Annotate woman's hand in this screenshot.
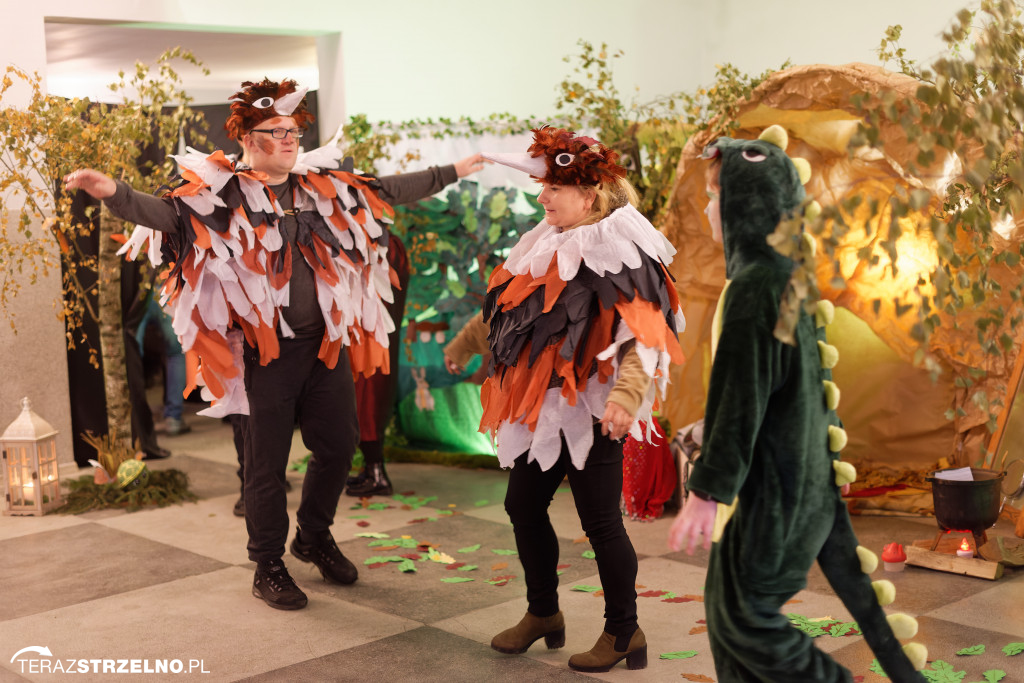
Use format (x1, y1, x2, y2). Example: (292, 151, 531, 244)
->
(667, 494, 718, 555)
(444, 354, 464, 375)
(599, 401, 633, 441)
(63, 169, 116, 199)
(453, 154, 488, 178)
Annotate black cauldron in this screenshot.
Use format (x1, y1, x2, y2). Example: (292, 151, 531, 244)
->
(927, 467, 1006, 534)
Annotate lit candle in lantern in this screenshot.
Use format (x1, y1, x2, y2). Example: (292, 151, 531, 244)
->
(956, 538, 973, 558)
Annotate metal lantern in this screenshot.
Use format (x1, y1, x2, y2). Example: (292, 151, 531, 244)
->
(2, 397, 62, 515)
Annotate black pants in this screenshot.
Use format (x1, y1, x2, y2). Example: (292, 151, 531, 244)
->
(505, 424, 638, 636)
(243, 336, 358, 563)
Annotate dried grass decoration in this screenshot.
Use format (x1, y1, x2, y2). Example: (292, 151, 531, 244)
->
(54, 429, 196, 514)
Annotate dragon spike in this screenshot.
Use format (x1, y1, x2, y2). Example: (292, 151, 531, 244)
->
(792, 157, 812, 184)
(758, 124, 789, 150)
(856, 545, 879, 574)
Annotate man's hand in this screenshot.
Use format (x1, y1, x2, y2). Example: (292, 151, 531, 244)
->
(63, 169, 116, 200)
(454, 154, 488, 178)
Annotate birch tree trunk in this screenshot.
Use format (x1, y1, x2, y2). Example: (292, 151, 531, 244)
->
(97, 204, 132, 445)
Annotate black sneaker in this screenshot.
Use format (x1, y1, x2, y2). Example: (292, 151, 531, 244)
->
(290, 528, 358, 585)
(252, 559, 307, 610)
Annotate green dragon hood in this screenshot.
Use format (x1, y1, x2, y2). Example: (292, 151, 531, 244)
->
(704, 127, 806, 278)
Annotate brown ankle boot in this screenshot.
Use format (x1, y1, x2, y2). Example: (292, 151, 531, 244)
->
(490, 611, 565, 654)
(568, 627, 647, 672)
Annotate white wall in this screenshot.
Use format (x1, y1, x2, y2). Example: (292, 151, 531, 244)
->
(7, 0, 972, 126)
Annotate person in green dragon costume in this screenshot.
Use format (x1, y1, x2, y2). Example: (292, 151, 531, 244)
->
(668, 125, 928, 682)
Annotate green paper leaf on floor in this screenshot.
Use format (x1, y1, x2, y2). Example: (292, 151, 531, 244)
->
(438, 510, 454, 516)
(957, 644, 985, 656)
(474, 500, 489, 506)
(980, 670, 1006, 682)
(397, 559, 417, 573)
(922, 660, 964, 683)
(581, 550, 596, 559)
(349, 515, 370, 519)
(428, 548, 456, 564)
(367, 503, 390, 510)
(869, 659, 888, 677)
(393, 494, 438, 510)
(572, 584, 601, 593)
(660, 651, 697, 660)
(458, 544, 481, 553)
(556, 570, 565, 576)
(1003, 643, 1024, 656)
(491, 548, 518, 556)
(355, 532, 389, 538)
(828, 622, 857, 637)
(786, 614, 829, 638)
(457, 564, 478, 572)
(441, 577, 474, 583)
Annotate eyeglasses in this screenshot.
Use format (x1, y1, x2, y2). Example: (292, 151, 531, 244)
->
(249, 127, 304, 139)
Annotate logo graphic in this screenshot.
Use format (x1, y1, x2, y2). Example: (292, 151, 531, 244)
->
(10, 646, 52, 662)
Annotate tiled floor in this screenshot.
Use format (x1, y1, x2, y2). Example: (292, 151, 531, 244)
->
(1, 408, 1023, 682)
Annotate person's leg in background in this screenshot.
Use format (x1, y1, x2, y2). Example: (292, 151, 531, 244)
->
(347, 233, 409, 497)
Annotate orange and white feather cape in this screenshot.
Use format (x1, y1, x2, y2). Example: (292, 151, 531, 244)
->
(482, 204, 685, 470)
(118, 146, 396, 417)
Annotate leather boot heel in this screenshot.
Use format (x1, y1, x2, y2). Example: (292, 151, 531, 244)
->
(568, 627, 647, 673)
(626, 645, 647, 670)
(543, 628, 565, 649)
(491, 611, 565, 654)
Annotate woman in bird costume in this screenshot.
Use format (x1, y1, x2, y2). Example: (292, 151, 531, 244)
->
(445, 127, 685, 672)
(668, 125, 928, 681)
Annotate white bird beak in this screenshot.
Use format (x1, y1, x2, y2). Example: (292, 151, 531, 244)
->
(483, 152, 548, 178)
(273, 87, 309, 116)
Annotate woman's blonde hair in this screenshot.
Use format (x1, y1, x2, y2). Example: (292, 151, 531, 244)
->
(569, 176, 640, 230)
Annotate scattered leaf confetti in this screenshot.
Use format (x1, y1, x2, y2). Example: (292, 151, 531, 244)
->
(491, 562, 508, 571)
(441, 577, 474, 583)
(355, 532, 389, 539)
(956, 644, 985, 656)
(681, 675, 715, 682)
(660, 650, 698, 660)
(488, 575, 516, 586)
(458, 565, 478, 572)
(581, 550, 596, 559)
(491, 548, 518, 556)
(572, 584, 602, 593)
(1003, 643, 1024, 656)
(458, 544, 481, 553)
(428, 548, 455, 564)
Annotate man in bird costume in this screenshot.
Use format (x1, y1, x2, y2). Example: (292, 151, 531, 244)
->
(668, 125, 928, 681)
(65, 78, 483, 610)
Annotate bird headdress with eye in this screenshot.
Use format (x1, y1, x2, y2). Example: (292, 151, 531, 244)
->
(224, 78, 314, 141)
(484, 126, 626, 186)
